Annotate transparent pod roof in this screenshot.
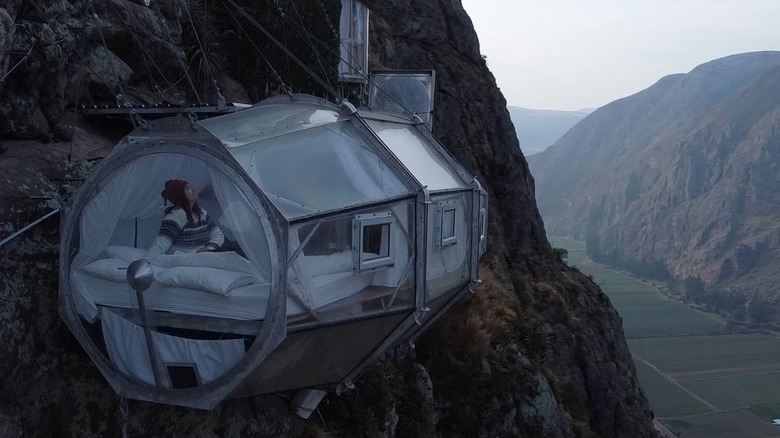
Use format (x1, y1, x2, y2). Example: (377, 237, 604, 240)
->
(363, 116, 471, 192)
(200, 96, 418, 219)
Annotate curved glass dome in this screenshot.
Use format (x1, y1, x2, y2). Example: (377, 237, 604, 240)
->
(201, 97, 416, 219)
(59, 122, 286, 409)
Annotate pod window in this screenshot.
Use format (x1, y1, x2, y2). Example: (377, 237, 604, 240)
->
(165, 363, 200, 389)
(353, 212, 395, 272)
(435, 200, 459, 249)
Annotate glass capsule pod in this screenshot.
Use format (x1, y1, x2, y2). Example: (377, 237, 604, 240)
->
(59, 95, 487, 409)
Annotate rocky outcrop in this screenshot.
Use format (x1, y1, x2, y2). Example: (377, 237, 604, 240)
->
(0, 1, 656, 436)
(529, 51, 780, 322)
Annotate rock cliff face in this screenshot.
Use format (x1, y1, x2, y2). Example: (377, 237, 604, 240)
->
(529, 51, 780, 323)
(0, 1, 656, 436)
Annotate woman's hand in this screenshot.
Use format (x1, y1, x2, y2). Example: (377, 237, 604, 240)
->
(197, 244, 217, 253)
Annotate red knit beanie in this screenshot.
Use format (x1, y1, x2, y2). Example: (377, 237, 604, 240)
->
(161, 179, 189, 208)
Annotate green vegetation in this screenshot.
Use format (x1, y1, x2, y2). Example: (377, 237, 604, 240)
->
(551, 246, 568, 261)
(549, 236, 780, 437)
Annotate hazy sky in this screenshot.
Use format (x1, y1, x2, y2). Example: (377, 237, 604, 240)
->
(461, 0, 780, 111)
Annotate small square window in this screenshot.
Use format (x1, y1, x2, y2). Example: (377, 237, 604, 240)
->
(353, 212, 395, 272)
(441, 206, 457, 246)
(363, 223, 391, 260)
(165, 363, 200, 389)
(435, 201, 459, 249)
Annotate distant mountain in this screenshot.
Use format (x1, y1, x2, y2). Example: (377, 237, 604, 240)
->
(528, 51, 780, 324)
(508, 106, 591, 155)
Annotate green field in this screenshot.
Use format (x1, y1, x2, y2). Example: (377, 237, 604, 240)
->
(633, 357, 713, 418)
(550, 237, 780, 438)
(681, 374, 780, 411)
(749, 403, 780, 421)
(551, 237, 728, 339)
(663, 409, 780, 438)
(628, 334, 780, 377)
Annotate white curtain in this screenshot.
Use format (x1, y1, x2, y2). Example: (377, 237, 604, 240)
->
(101, 308, 245, 387)
(374, 202, 413, 287)
(426, 193, 471, 300)
(286, 225, 318, 312)
(73, 153, 210, 269)
(209, 169, 272, 282)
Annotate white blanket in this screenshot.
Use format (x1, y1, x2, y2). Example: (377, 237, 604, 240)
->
(288, 251, 376, 310)
(73, 249, 304, 323)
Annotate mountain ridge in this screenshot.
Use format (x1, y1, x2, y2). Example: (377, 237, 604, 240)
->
(529, 50, 780, 322)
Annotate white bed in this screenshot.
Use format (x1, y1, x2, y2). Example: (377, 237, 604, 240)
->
(288, 251, 378, 310)
(72, 245, 406, 328)
(72, 248, 305, 323)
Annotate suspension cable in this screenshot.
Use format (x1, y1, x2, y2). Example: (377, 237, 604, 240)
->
(181, 0, 219, 98)
(257, 0, 421, 121)
(222, 0, 342, 100)
(68, 4, 93, 163)
(221, 3, 293, 94)
(149, 0, 203, 104)
(30, 43, 184, 107)
(0, 209, 60, 248)
(267, 0, 363, 88)
(109, 0, 178, 101)
(86, 0, 131, 110)
(287, 0, 334, 93)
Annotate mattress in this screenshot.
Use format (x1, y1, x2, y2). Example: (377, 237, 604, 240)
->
(71, 250, 306, 323)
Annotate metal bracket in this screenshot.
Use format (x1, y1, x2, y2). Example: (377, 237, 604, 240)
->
(213, 78, 227, 110)
(471, 176, 483, 192)
(414, 306, 431, 325)
(185, 110, 199, 131)
(335, 379, 355, 395)
(340, 98, 358, 115)
(420, 186, 431, 205)
(130, 109, 149, 130)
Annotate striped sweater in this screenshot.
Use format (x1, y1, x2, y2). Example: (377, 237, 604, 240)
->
(144, 207, 224, 258)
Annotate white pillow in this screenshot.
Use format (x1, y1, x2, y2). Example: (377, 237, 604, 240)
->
(156, 266, 256, 296)
(303, 251, 353, 276)
(151, 251, 260, 277)
(81, 258, 128, 282)
(105, 246, 146, 263)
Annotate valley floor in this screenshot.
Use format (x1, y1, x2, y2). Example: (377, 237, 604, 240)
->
(551, 237, 780, 438)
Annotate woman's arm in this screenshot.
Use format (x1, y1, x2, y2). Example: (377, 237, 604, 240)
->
(204, 212, 224, 251)
(144, 209, 186, 258)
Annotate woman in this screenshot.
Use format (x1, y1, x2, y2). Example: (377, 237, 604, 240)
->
(144, 179, 224, 259)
